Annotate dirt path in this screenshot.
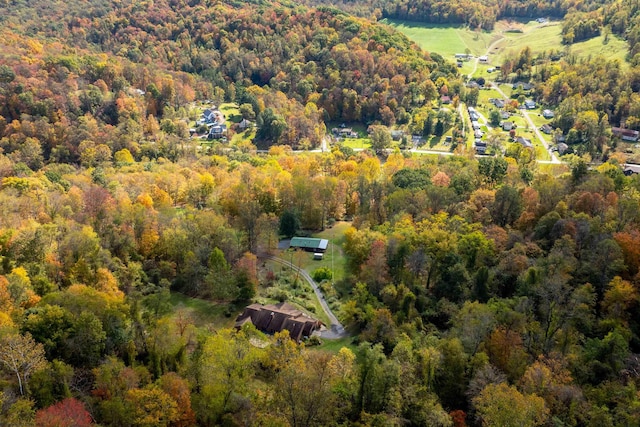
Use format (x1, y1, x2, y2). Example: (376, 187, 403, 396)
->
(265, 255, 347, 339)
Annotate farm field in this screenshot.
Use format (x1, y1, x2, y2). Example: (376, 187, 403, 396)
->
(387, 18, 630, 69)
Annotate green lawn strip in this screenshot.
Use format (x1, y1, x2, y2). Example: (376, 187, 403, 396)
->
(497, 84, 514, 99)
(528, 112, 551, 128)
(457, 28, 494, 56)
(219, 102, 242, 123)
(535, 144, 551, 161)
(477, 88, 502, 106)
(230, 128, 257, 147)
(510, 115, 529, 130)
(341, 138, 371, 149)
(315, 335, 358, 354)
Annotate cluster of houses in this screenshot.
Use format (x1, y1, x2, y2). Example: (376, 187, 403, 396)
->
(468, 106, 484, 139)
(468, 106, 487, 154)
(195, 108, 228, 140)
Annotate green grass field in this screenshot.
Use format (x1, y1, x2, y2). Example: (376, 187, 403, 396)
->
(220, 102, 242, 123)
(280, 221, 351, 286)
(382, 19, 491, 58)
(386, 18, 630, 70)
(341, 138, 371, 150)
(168, 292, 239, 330)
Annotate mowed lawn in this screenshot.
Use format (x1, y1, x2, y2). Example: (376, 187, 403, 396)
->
(382, 19, 478, 57)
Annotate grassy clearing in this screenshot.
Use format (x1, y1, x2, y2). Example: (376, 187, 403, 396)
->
(168, 292, 238, 330)
(219, 102, 242, 123)
(283, 221, 351, 285)
(230, 128, 257, 147)
(388, 18, 630, 71)
(315, 335, 358, 354)
(495, 22, 563, 63)
(382, 20, 471, 57)
(528, 112, 551, 128)
(341, 138, 371, 149)
(259, 259, 332, 326)
(569, 34, 629, 67)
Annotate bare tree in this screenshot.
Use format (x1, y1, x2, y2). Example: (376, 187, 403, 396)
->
(0, 333, 47, 396)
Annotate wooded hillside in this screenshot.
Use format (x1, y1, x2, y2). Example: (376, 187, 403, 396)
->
(1, 0, 640, 426)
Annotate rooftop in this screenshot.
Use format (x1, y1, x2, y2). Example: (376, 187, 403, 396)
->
(289, 237, 328, 251)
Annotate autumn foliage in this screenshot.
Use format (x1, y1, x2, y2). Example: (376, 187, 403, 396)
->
(35, 398, 92, 427)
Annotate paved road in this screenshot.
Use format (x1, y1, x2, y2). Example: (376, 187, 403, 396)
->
(491, 85, 561, 164)
(265, 255, 347, 339)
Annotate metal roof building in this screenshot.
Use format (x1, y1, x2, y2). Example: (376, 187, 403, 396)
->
(289, 237, 329, 252)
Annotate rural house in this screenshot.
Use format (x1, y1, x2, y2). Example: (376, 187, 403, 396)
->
(235, 302, 322, 341)
(612, 127, 640, 142)
(502, 121, 515, 131)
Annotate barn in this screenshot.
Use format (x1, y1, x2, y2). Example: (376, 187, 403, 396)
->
(289, 237, 329, 253)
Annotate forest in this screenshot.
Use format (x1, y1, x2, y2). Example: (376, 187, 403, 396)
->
(2, 0, 640, 426)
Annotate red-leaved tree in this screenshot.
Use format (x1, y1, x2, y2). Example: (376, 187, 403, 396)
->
(35, 398, 92, 427)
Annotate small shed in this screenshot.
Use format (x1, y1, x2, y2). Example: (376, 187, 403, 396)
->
(313, 253, 324, 260)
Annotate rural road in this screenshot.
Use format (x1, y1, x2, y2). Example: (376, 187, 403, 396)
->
(492, 84, 561, 163)
(265, 255, 347, 339)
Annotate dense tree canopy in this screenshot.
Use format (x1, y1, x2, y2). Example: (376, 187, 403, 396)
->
(1, 0, 640, 426)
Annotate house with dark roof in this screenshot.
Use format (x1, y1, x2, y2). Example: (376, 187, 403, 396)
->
(235, 302, 322, 341)
(542, 109, 555, 119)
(540, 124, 553, 134)
(474, 139, 487, 154)
(391, 130, 405, 141)
(289, 237, 328, 252)
(612, 127, 640, 142)
(238, 119, 253, 130)
(492, 98, 506, 108)
(623, 164, 640, 176)
(513, 82, 533, 91)
(208, 124, 227, 139)
(556, 142, 569, 154)
(516, 136, 533, 148)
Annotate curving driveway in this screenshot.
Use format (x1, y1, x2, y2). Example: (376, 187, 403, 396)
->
(265, 255, 347, 339)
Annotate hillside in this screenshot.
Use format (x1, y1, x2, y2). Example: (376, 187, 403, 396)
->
(2, 0, 640, 426)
